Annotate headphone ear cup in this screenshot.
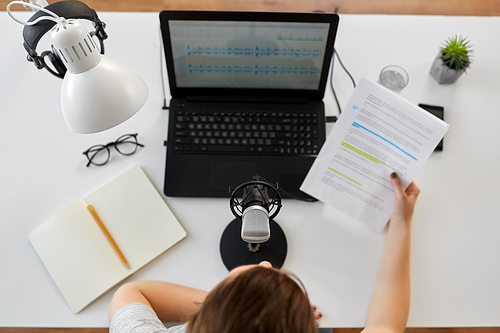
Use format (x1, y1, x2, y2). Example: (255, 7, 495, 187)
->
(41, 48, 67, 78)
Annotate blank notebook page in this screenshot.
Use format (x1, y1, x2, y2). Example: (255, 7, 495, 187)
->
(29, 166, 187, 313)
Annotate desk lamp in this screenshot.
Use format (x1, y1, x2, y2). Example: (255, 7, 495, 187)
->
(220, 175, 287, 270)
(7, 1, 148, 133)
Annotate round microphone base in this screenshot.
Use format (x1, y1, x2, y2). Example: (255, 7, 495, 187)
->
(220, 218, 287, 271)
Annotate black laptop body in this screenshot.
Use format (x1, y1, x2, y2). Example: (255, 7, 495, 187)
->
(159, 10, 339, 198)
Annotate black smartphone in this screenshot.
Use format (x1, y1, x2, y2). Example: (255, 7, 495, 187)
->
(418, 103, 444, 151)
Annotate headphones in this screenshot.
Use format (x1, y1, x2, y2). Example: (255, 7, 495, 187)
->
(22, 0, 108, 79)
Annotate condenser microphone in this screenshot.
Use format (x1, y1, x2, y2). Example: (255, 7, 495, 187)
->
(223, 175, 285, 270)
(241, 183, 271, 243)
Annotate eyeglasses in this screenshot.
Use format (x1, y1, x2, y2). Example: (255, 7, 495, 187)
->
(83, 133, 144, 167)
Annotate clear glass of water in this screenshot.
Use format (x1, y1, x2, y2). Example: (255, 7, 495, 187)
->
(379, 65, 409, 92)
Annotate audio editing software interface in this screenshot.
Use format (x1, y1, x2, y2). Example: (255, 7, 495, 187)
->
(168, 20, 331, 90)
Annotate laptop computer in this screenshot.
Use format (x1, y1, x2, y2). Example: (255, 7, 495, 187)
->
(159, 10, 339, 198)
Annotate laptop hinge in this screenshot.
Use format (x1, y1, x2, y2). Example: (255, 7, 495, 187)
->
(186, 95, 309, 104)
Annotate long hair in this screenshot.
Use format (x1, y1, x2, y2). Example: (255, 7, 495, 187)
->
(187, 266, 315, 333)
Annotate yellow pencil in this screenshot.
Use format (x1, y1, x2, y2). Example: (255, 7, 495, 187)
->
(87, 205, 130, 270)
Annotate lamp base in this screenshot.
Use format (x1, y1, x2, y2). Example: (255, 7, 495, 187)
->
(220, 218, 287, 271)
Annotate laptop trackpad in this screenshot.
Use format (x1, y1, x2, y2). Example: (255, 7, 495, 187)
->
(209, 160, 256, 191)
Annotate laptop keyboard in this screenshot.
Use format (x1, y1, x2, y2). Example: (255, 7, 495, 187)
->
(172, 109, 322, 155)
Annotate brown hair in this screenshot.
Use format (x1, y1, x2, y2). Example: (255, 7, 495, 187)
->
(187, 266, 315, 333)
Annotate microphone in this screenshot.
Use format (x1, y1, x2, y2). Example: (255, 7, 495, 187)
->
(241, 182, 271, 243)
(229, 175, 282, 244)
(222, 175, 286, 270)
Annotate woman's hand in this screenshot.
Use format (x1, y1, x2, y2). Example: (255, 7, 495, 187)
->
(388, 172, 420, 226)
(311, 304, 322, 328)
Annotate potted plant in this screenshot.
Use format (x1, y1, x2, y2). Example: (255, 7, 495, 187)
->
(430, 35, 473, 84)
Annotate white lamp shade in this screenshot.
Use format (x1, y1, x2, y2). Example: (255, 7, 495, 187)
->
(61, 55, 148, 133)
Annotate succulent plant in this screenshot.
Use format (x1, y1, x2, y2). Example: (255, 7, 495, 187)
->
(440, 35, 473, 72)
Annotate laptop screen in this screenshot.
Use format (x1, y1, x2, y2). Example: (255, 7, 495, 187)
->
(160, 11, 339, 99)
(168, 20, 330, 90)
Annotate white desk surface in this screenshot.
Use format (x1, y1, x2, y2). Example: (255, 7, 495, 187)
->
(1, 12, 500, 328)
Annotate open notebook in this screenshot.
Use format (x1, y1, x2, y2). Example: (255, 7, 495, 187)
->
(29, 165, 187, 313)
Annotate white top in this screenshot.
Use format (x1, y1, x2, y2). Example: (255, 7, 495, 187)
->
(1, 12, 500, 328)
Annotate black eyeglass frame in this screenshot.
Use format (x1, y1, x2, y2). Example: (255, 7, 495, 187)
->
(83, 133, 144, 167)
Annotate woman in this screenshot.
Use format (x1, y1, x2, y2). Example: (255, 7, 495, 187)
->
(110, 173, 420, 333)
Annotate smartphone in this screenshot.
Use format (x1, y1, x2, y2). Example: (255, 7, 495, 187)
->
(418, 103, 444, 151)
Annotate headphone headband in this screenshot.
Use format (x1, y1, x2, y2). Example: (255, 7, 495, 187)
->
(21, 1, 107, 73)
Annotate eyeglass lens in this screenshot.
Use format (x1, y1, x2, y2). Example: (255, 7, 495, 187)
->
(87, 145, 110, 166)
(115, 134, 140, 155)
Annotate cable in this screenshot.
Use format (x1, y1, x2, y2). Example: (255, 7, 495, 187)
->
(278, 187, 318, 202)
(334, 49, 356, 89)
(7, 1, 62, 26)
(158, 25, 169, 110)
(330, 52, 342, 116)
(258, 176, 318, 202)
(329, 48, 356, 121)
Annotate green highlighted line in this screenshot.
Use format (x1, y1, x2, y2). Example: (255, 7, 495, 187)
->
(341, 141, 403, 175)
(328, 167, 363, 186)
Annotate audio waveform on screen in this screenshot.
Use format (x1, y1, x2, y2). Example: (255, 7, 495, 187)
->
(276, 32, 324, 41)
(185, 45, 323, 58)
(187, 64, 319, 75)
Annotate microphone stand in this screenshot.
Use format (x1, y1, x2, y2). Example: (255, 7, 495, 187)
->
(248, 243, 260, 252)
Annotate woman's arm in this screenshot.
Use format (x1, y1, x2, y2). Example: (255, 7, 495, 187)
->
(109, 280, 208, 323)
(362, 173, 420, 333)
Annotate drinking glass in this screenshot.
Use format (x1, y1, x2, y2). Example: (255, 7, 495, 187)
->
(379, 65, 409, 92)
